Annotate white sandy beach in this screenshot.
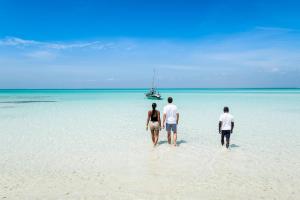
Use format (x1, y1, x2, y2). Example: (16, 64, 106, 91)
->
(1, 90, 300, 199)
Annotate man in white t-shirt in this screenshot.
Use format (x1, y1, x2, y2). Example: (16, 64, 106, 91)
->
(218, 106, 234, 148)
(163, 97, 179, 146)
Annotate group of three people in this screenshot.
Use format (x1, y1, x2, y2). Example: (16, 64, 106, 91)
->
(146, 97, 235, 148)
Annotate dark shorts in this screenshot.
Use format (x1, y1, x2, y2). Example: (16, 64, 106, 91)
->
(221, 130, 231, 139)
(166, 123, 177, 133)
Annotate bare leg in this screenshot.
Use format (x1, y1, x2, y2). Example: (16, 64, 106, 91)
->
(154, 130, 159, 146)
(167, 132, 171, 144)
(173, 132, 177, 146)
(151, 130, 155, 144)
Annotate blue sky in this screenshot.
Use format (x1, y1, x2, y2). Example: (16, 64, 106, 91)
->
(0, 0, 300, 88)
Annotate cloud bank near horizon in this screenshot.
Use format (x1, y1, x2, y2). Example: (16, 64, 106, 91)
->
(0, 27, 300, 88)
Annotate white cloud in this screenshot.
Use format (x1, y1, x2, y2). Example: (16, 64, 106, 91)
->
(0, 36, 116, 50)
(106, 77, 115, 81)
(25, 50, 57, 60)
(159, 64, 201, 71)
(255, 26, 296, 33)
(45, 41, 111, 50)
(85, 79, 98, 82)
(186, 28, 300, 73)
(0, 37, 41, 46)
(1, 27, 300, 88)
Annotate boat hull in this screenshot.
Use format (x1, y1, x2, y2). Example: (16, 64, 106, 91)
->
(145, 94, 162, 100)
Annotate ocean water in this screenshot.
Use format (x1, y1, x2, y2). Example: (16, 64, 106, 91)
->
(0, 89, 300, 199)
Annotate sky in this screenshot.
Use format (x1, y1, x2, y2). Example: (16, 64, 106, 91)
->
(0, 0, 300, 88)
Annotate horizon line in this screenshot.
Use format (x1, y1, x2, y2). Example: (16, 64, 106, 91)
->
(0, 87, 299, 90)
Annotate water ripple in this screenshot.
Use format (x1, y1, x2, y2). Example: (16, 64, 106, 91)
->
(0, 100, 56, 104)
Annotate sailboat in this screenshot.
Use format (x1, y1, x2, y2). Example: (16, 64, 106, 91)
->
(145, 69, 162, 100)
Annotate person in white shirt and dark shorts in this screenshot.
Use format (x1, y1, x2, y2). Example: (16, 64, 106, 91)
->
(163, 97, 179, 146)
(218, 106, 234, 148)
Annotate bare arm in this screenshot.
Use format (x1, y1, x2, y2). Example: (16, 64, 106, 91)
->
(146, 111, 151, 129)
(176, 113, 179, 124)
(162, 113, 166, 128)
(218, 121, 222, 134)
(158, 111, 161, 127)
(231, 122, 234, 133)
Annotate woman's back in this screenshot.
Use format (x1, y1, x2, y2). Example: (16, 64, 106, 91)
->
(149, 110, 159, 122)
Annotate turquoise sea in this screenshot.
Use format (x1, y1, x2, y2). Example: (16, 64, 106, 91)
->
(1, 89, 300, 199)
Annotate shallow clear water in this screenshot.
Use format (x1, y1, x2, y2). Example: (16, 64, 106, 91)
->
(0, 89, 300, 199)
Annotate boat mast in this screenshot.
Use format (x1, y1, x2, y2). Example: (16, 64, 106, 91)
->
(152, 68, 156, 89)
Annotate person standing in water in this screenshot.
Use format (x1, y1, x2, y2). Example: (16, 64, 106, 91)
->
(146, 103, 161, 146)
(219, 106, 234, 148)
(163, 97, 179, 146)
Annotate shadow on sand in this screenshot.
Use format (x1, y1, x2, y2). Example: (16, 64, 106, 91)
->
(157, 140, 187, 146)
(158, 140, 168, 145)
(230, 144, 240, 148)
(176, 140, 187, 146)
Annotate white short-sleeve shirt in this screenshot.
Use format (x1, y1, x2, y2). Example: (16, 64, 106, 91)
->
(163, 104, 178, 124)
(219, 113, 234, 130)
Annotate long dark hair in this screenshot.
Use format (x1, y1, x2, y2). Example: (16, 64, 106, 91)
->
(151, 103, 157, 118)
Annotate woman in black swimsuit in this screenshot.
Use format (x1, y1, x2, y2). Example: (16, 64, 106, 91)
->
(146, 103, 161, 146)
